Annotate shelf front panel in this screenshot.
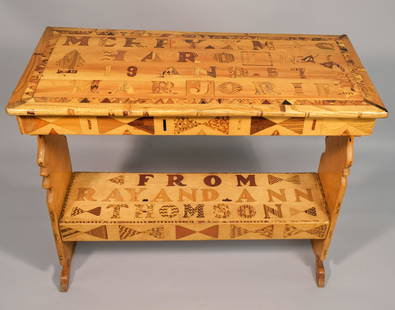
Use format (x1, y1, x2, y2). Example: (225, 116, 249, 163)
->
(59, 172, 329, 241)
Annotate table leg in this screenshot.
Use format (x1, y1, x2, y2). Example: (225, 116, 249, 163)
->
(315, 255, 325, 287)
(37, 135, 75, 291)
(312, 136, 354, 287)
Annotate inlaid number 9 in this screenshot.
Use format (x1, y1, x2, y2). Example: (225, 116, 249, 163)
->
(127, 66, 138, 77)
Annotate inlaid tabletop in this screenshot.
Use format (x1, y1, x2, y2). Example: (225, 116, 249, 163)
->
(6, 27, 387, 118)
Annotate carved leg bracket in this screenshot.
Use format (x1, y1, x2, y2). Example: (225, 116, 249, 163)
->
(37, 135, 75, 291)
(311, 136, 353, 287)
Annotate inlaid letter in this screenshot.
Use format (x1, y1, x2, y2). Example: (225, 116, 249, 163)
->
(292, 68, 306, 79)
(194, 66, 216, 78)
(236, 175, 257, 187)
(178, 189, 197, 202)
(76, 188, 97, 201)
(167, 174, 186, 186)
(183, 204, 204, 218)
(124, 188, 146, 201)
(229, 66, 248, 78)
(213, 204, 231, 218)
(236, 189, 256, 202)
(103, 50, 127, 61)
(107, 204, 128, 219)
(152, 189, 172, 202)
(252, 40, 275, 50)
(254, 81, 279, 95)
(141, 51, 161, 62)
(267, 189, 286, 202)
(294, 188, 313, 202)
(155, 38, 169, 48)
(178, 52, 198, 62)
(138, 174, 154, 186)
(203, 175, 222, 187)
(123, 38, 143, 47)
(263, 204, 283, 218)
(202, 189, 219, 201)
(63, 36, 89, 46)
(135, 204, 154, 218)
(292, 82, 304, 94)
(100, 37, 116, 47)
(214, 53, 235, 63)
(186, 80, 214, 96)
(237, 204, 256, 218)
(218, 82, 242, 94)
(103, 189, 124, 202)
(159, 205, 180, 218)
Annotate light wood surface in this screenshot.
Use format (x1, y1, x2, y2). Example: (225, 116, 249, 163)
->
(59, 172, 329, 241)
(315, 255, 325, 287)
(17, 115, 375, 136)
(6, 27, 387, 120)
(5, 26, 387, 290)
(37, 135, 75, 291)
(312, 136, 353, 261)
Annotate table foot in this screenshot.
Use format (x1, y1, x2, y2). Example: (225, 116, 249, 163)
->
(315, 255, 325, 288)
(59, 264, 71, 292)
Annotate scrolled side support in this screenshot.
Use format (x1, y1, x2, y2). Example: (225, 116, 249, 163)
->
(311, 136, 354, 287)
(37, 135, 75, 291)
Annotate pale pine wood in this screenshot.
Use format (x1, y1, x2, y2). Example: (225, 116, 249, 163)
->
(312, 136, 353, 262)
(7, 27, 53, 111)
(5, 26, 387, 290)
(37, 135, 75, 292)
(6, 27, 387, 120)
(60, 264, 71, 292)
(315, 255, 325, 288)
(59, 172, 329, 241)
(17, 115, 375, 136)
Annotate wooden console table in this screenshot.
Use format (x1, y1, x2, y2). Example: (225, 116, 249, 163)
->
(6, 27, 387, 291)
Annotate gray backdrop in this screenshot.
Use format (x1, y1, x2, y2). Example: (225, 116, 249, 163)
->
(0, 0, 394, 309)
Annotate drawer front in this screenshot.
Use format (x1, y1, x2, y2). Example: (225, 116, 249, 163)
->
(18, 116, 375, 136)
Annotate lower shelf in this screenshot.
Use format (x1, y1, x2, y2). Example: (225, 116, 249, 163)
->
(59, 172, 329, 241)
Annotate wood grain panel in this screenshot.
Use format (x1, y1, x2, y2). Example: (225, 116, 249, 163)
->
(6, 27, 387, 119)
(59, 172, 329, 241)
(18, 116, 375, 136)
(312, 136, 353, 261)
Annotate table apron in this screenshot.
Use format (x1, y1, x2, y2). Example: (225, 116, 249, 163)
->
(17, 116, 375, 136)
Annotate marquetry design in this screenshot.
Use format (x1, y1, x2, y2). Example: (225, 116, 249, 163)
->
(60, 225, 108, 240)
(17, 115, 375, 136)
(5, 27, 388, 290)
(175, 225, 219, 240)
(18, 116, 155, 135)
(268, 174, 300, 185)
(59, 172, 329, 241)
(71, 206, 101, 217)
(230, 224, 274, 239)
(108, 175, 125, 185)
(6, 27, 387, 121)
(119, 225, 165, 240)
(283, 224, 327, 239)
(173, 117, 230, 135)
